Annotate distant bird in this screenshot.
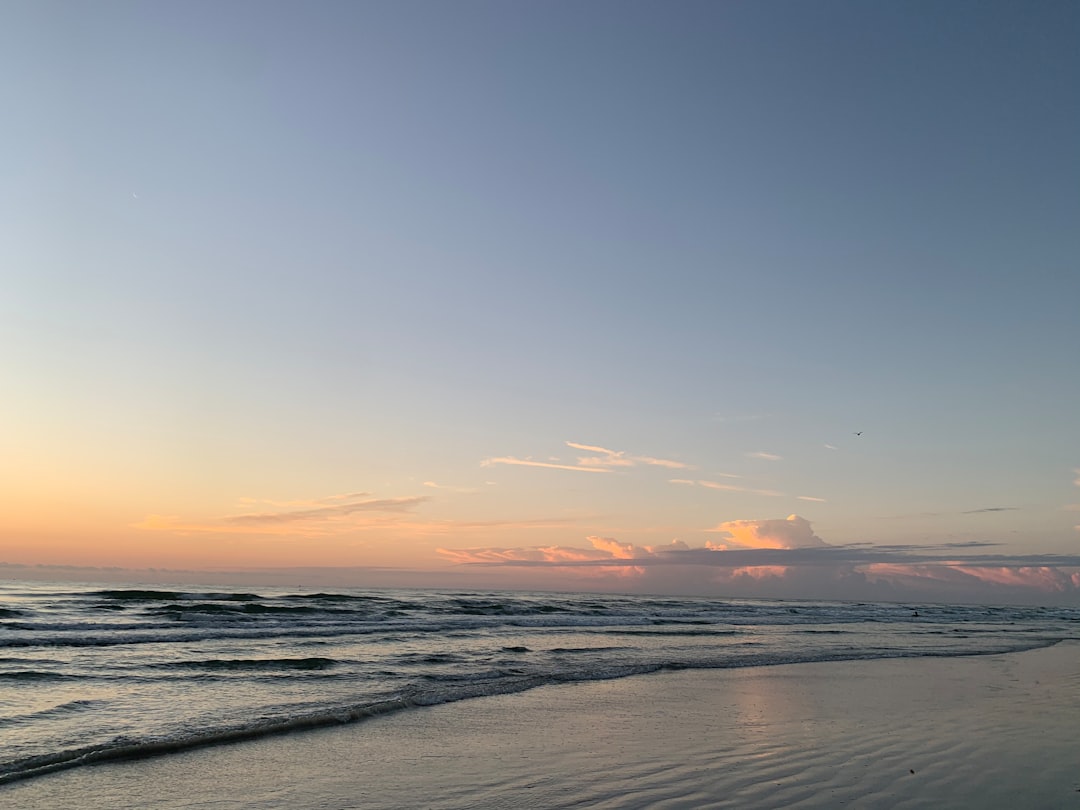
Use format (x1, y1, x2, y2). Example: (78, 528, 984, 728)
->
(853, 431, 863, 436)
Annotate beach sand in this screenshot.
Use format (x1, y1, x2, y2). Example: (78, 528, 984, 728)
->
(6, 641, 1080, 809)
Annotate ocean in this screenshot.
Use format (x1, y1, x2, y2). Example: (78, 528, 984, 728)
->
(2, 579, 1078, 787)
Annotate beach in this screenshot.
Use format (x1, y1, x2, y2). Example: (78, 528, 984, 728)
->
(6, 640, 1079, 809)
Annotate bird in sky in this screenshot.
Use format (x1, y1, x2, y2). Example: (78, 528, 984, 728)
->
(853, 431, 863, 436)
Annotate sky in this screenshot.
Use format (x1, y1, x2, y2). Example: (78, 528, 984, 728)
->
(2, 0, 1078, 604)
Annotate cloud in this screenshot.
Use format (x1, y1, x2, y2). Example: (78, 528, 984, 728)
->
(436, 517, 582, 531)
(437, 538, 641, 579)
(437, 516, 1080, 603)
(423, 481, 479, 493)
(135, 494, 430, 536)
(483, 442, 692, 475)
(1074, 468, 1080, 487)
(824, 444, 838, 450)
(745, 451, 782, 461)
(438, 536, 693, 580)
(235, 492, 369, 508)
(587, 536, 644, 559)
(860, 563, 1080, 596)
(676, 479, 784, 497)
(481, 457, 611, 473)
(706, 515, 828, 550)
(225, 497, 426, 525)
(885, 507, 1026, 520)
(797, 496, 826, 502)
(564, 442, 693, 470)
(699, 480, 784, 497)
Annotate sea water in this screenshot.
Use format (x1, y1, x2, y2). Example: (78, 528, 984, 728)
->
(2, 579, 1077, 785)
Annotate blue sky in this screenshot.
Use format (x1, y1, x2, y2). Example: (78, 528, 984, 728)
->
(2, 1, 1078, 602)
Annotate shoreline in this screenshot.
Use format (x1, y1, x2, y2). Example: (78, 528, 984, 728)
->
(6, 641, 1080, 808)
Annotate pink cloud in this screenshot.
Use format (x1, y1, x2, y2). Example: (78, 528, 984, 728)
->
(436, 516, 1080, 602)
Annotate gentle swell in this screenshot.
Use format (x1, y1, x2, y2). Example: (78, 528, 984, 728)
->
(0, 671, 79, 682)
(92, 590, 263, 602)
(164, 657, 339, 672)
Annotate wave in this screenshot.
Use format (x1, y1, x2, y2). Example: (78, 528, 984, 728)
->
(2, 638, 1064, 786)
(162, 657, 340, 672)
(285, 592, 402, 603)
(600, 628, 746, 637)
(5, 603, 1071, 649)
(150, 603, 333, 616)
(92, 590, 263, 602)
(0, 671, 81, 682)
(0, 699, 105, 729)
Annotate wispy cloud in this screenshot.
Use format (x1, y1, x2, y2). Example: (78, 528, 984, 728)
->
(423, 481, 479, 494)
(442, 517, 584, 530)
(135, 494, 430, 536)
(481, 457, 611, 473)
(224, 497, 425, 525)
(885, 506, 1028, 520)
(564, 442, 693, 470)
(797, 496, 827, 502)
(745, 451, 782, 461)
(673, 479, 784, 497)
(824, 443, 838, 450)
(483, 442, 691, 475)
(235, 492, 369, 508)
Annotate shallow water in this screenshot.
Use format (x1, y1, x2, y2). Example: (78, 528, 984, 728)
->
(2, 579, 1077, 785)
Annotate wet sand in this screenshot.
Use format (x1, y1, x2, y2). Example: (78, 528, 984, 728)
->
(6, 641, 1080, 809)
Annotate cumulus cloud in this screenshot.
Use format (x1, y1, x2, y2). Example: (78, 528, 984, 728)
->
(588, 536, 643, 559)
(437, 516, 1080, 603)
(706, 515, 827, 550)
